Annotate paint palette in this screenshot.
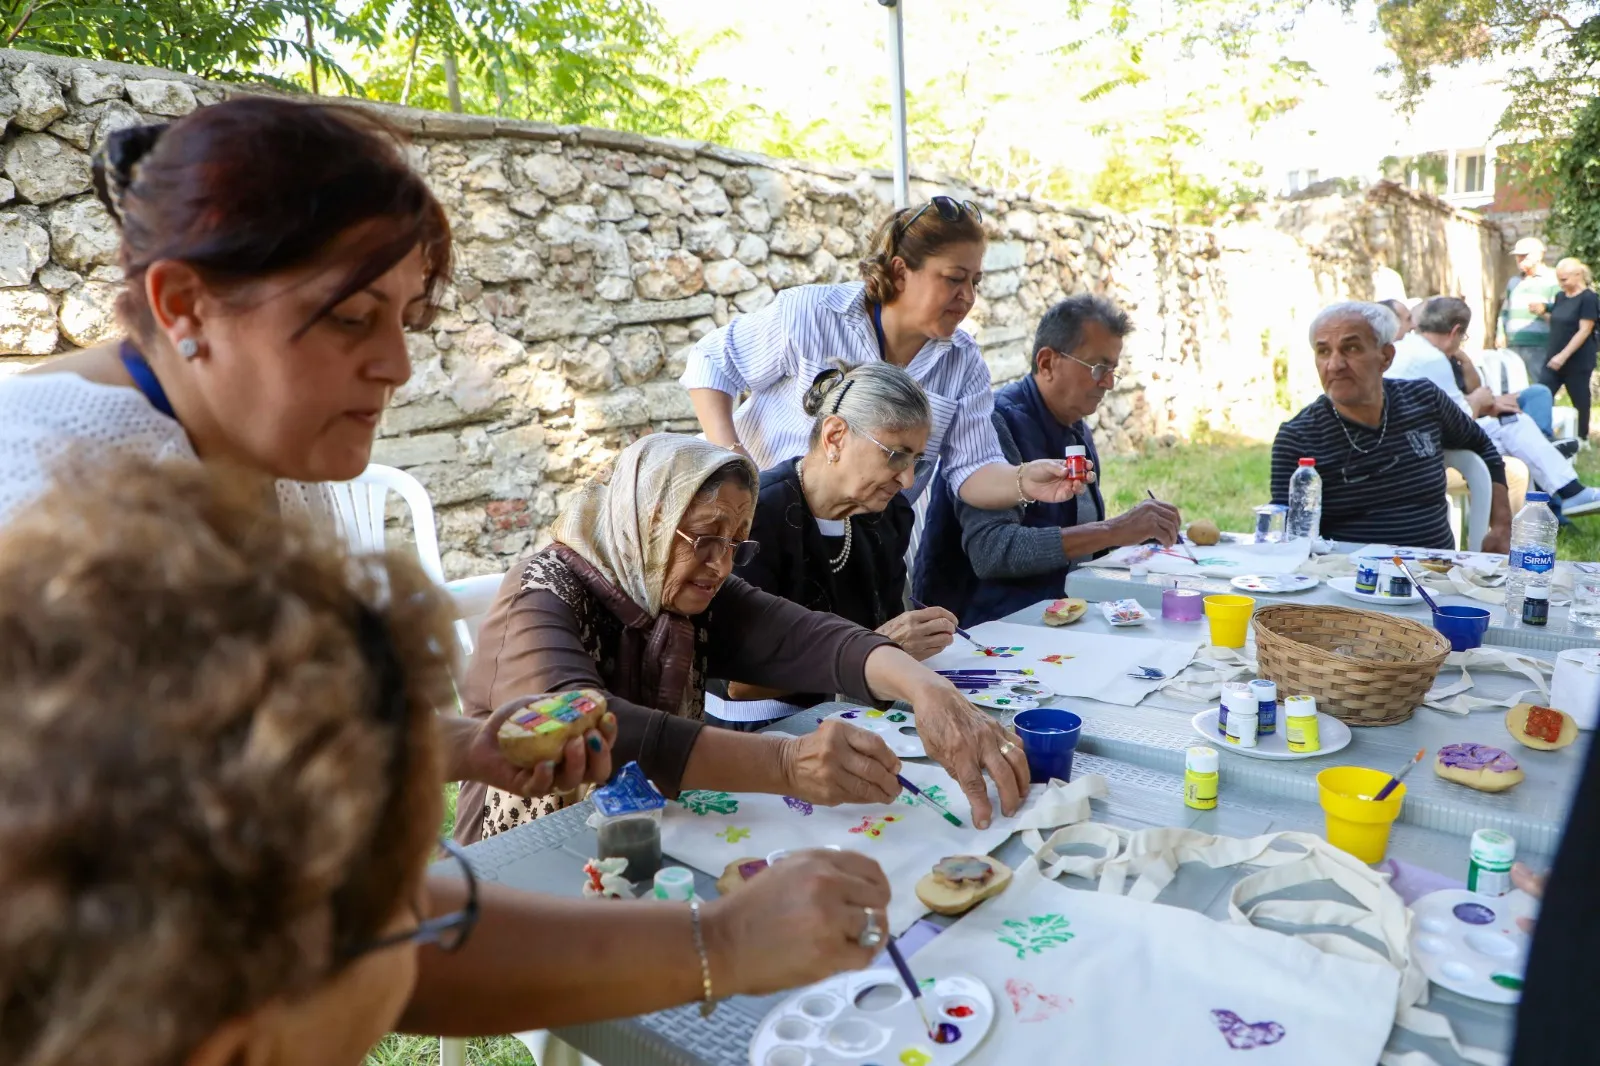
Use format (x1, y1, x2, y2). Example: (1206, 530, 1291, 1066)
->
(1189, 707, 1352, 761)
(1409, 889, 1532, 1004)
(1328, 575, 1423, 606)
(1231, 574, 1319, 594)
(964, 684, 1045, 712)
(826, 708, 925, 759)
(748, 968, 995, 1066)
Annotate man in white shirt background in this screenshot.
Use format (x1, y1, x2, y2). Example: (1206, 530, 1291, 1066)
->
(1387, 297, 1600, 517)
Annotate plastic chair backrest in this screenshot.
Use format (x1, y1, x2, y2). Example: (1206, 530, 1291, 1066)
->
(1443, 449, 1491, 552)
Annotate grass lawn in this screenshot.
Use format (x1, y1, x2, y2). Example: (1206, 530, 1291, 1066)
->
(365, 435, 1600, 1066)
(1100, 435, 1600, 561)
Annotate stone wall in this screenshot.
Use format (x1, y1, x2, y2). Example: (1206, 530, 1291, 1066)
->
(0, 51, 1511, 577)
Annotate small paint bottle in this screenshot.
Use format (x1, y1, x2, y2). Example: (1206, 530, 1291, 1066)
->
(652, 865, 696, 902)
(1184, 746, 1219, 810)
(1379, 562, 1412, 598)
(1522, 585, 1550, 627)
(1218, 681, 1251, 738)
(1354, 562, 1379, 594)
(1467, 829, 1516, 897)
(1284, 695, 1321, 752)
(1062, 444, 1090, 481)
(1226, 703, 1259, 747)
(1249, 678, 1278, 737)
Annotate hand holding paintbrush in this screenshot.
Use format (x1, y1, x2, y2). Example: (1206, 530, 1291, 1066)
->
(1143, 489, 1196, 563)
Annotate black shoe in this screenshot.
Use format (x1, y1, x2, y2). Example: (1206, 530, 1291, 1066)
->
(1556, 438, 1582, 459)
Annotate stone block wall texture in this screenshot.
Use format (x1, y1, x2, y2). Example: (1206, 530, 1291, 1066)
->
(0, 50, 1511, 577)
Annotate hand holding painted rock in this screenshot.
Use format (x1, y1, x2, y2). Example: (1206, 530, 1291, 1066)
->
(703, 849, 891, 997)
(780, 719, 901, 807)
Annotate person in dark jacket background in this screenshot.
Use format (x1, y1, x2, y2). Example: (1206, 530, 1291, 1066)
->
(915, 294, 1180, 626)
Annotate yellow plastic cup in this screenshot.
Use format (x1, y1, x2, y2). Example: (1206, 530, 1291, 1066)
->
(1317, 766, 1406, 864)
(1203, 594, 1256, 648)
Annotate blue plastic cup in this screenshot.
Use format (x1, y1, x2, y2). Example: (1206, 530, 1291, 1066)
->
(1012, 708, 1083, 784)
(1433, 605, 1490, 651)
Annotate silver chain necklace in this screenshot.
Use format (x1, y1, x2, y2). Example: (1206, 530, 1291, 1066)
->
(797, 458, 853, 573)
(1333, 395, 1388, 456)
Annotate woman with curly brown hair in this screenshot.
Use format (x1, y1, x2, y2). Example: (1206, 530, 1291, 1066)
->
(0, 95, 608, 802)
(0, 459, 893, 1065)
(680, 197, 1093, 510)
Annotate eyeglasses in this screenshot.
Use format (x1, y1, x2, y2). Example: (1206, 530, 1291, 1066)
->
(1061, 351, 1118, 384)
(1341, 452, 1401, 485)
(346, 838, 479, 961)
(854, 426, 935, 481)
(675, 528, 761, 567)
(896, 196, 983, 239)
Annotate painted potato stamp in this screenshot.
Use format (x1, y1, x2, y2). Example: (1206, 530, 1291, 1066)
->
(717, 826, 750, 844)
(1211, 1010, 1286, 1050)
(677, 790, 739, 816)
(997, 914, 1075, 959)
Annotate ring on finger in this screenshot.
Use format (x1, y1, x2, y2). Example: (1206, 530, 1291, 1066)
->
(856, 906, 884, 949)
(998, 740, 1018, 757)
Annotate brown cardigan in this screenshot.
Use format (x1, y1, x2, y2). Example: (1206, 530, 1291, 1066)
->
(455, 556, 892, 844)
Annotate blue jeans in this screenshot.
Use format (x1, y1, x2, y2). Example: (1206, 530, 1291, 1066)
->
(1517, 384, 1555, 438)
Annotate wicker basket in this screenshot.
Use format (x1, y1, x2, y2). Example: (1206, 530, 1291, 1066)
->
(1252, 604, 1451, 727)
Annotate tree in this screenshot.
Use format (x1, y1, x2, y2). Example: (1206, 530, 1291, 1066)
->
(1550, 93, 1600, 264)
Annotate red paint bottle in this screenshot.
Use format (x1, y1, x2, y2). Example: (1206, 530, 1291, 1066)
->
(1063, 445, 1089, 481)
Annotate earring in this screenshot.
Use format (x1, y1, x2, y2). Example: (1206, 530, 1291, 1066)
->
(828, 453, 838, 464)
(176, 338, 199, 360)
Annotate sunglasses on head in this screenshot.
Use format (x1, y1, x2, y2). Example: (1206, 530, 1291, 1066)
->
(896, 195, 983, 239)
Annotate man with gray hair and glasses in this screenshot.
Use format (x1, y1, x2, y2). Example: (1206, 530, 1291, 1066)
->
(916, 293, 1181, 625)
(1389, 297, 1600, 519)
(1271, 301, 1511, 552)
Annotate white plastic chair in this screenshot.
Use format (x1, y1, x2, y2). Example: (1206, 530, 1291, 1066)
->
(1552, 407, 1580, 441)
(1443, 449, 1491, 552)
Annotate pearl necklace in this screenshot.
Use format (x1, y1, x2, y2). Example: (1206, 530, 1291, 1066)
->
(798, 458, 853, 573)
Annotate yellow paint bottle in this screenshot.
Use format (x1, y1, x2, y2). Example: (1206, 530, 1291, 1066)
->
(1285, 695, 1321, 753)
(1184, 746, 1219, 810)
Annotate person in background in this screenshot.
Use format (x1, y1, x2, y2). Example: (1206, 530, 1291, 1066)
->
(1387, 297, 1600, 516)
(1539, 256, 1598, 439)
(1498, 237, 1560, 385)
(681, 197, 1092, 511)
(1380, 298, 1413, 341)
(0, 459, 895, 1066)
(0, 99, 605, 804)
(1271, 301, 1511, 553)
(915, 294, 1180, 626)
(458, 434, 1031, 845)
(717, 362, 957, 723)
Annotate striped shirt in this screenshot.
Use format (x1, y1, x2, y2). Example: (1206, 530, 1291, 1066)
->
(679, 282, 1007, 496)
(1270, 379, 1506, 550)
(1500, 271, 1558, 349)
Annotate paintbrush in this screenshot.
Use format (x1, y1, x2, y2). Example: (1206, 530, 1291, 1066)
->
(1373, 749, 1426, 802)
(936, 668, 1030, 677)
(1148, 488, 1199, 563)
(1392, 556, 1438, 612)
(909, 595, 989, 653)
(884, 937, 939, 1040)
(897, 773, 965, 827)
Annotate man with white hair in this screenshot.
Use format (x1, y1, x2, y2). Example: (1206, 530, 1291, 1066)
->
(1389, 297, 1600, 517)
(1499, 237, 1560, 384)
(1271, 301, 1511, 552)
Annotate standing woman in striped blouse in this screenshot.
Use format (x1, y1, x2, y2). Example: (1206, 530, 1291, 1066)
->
(681, 198, 1090, 510)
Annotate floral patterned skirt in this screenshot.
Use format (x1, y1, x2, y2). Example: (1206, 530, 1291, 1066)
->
(480, 784, 592, 840)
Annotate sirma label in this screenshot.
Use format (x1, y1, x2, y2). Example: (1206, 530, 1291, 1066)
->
(1511, 547, 1555, 574)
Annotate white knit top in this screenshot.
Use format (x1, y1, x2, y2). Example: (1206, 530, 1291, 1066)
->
(0, 372, 336, 528)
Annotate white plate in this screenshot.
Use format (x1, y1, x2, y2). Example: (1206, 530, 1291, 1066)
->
(1328, 574, 1423, 606)
(750, 968, 996, 1066)
(1231, 574, 1319, 594)
(1190, 707, 1352, 760)
(1409, 889, 1531, 1004)
(825, 707, 924, 758)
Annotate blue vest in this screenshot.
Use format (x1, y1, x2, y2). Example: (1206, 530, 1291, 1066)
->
(913, 377, 1104, 626)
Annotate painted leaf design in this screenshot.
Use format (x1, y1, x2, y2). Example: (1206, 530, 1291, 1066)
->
(997, 914, 1075, 959)
(677, 790, 739, 816)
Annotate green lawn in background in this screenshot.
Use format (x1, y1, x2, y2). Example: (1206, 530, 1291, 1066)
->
(1100, 437, 1600, 561)
(365, 436, 1600, 1066)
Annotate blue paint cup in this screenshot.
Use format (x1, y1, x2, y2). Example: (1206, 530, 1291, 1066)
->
(1012, 708, 1083, 784)
(1433, 605, 1491, 651)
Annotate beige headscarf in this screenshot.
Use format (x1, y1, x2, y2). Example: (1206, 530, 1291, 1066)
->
(552, 434, 758, 617)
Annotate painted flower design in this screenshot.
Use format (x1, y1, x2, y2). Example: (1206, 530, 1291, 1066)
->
(782, 796, 815, 816)
(848, 813, 903, 839)
(717, 826, 751, 844)
(998, 914, 1075, 959)
(897, 784, 948, 808)
(676, 790, 739, 816)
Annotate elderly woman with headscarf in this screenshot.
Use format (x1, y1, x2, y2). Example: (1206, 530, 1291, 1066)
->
(457, 433, 1029, 845)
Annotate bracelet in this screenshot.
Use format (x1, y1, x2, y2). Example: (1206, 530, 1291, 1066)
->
(1015, 463, 1032, 507)
(690, 898, 717, 1018)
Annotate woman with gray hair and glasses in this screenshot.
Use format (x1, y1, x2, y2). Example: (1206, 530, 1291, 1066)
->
(714, 363, 959, 722)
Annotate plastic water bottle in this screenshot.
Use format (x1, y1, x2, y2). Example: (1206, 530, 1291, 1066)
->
(1506, 492, 1559, 624)
(1286, 458, 1322, 542)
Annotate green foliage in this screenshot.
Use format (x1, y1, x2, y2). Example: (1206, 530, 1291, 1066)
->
(1550, 94, 1600, 264)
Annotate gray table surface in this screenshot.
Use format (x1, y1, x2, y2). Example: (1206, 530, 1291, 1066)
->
(455, 709, 1546, 1066)
(992, 599, 1590, 855)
